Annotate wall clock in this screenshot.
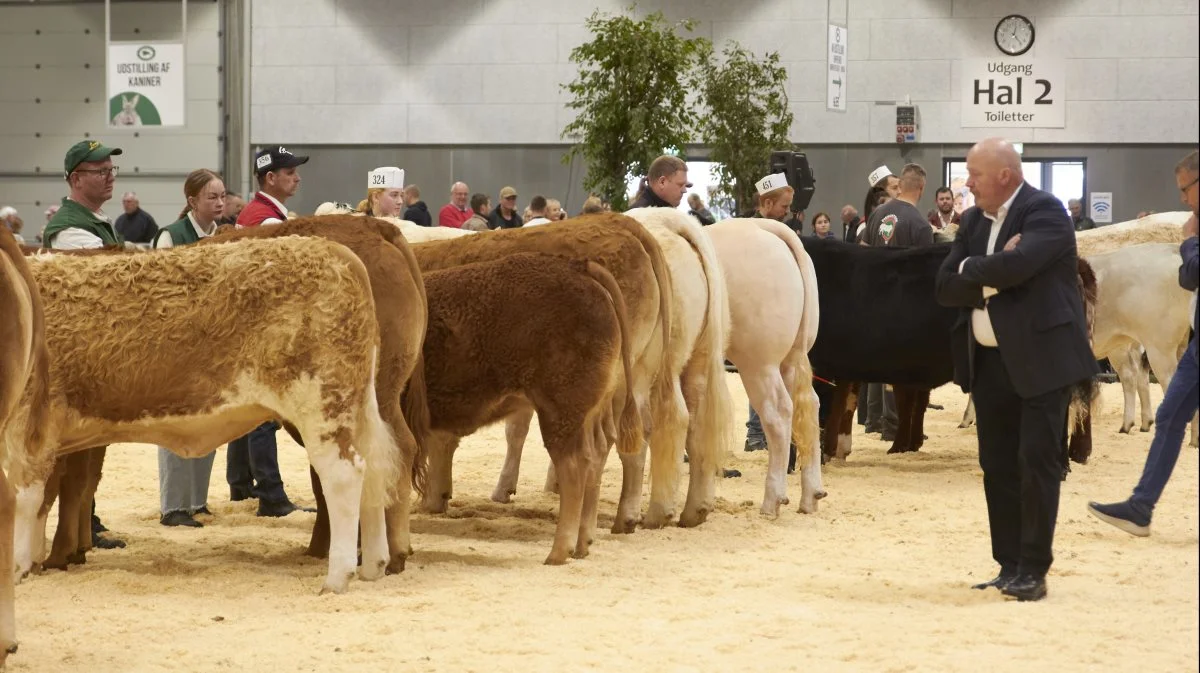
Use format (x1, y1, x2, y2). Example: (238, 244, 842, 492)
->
(994, 14, 1035, 56)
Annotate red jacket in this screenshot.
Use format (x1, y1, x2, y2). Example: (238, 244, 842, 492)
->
(438, 203, 472, 229)
(237, 193, 287, 227)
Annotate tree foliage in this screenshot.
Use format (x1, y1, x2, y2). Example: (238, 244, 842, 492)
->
(698, 43, 794, 214)
(560, 5, 709, 211)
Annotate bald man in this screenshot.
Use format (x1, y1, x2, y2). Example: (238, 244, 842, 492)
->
(935, 137, 1098, 602)
(438, 181, 473, 228)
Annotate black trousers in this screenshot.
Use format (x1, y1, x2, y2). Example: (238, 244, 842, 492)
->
(972, 346, 1070, 578)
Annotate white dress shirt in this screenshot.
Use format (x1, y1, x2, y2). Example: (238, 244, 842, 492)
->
(156, 212, 216, 248)
(961, 183, 1025, 347)
(50, 203, 112, 250)
(524, 216, 552, 227)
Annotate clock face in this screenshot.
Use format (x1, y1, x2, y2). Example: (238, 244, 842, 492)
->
(995, 14, 1035, 56)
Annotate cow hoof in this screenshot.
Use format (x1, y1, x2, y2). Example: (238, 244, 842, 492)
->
(420, 497, 449, 514)
(490, 488, 516, 504)
(304, 545, 329, 560)
(358, 559, 387, 582)
(543, 552, 570, 566)
(816, 489, 828, 500)
(610, 516, 639, 535)
(886, 446, 918, 454)
(386, 555, 407, 575)
(67, 551, 87, 566)
(319, 573, 354, 595)
(797, 498, 818, 514)
(678, 507, 709, 528)
(643, 504, 675, 529)
(41, 557, 69, 572)
(1140, 424, 1154, 433)
(571, 544, 590, 560)
(1119, 425, 1131, 434)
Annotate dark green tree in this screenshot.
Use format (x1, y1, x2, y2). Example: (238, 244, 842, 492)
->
(698, 42, 794, 214)
(560, 5, 710, 211)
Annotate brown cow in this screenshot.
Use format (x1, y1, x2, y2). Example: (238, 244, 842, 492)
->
(416, 252, 640, 562)
(406, 214, 675, 535)
(204, 216, 429, 573)
(0, 227, 50, 663)
(7, 237, 400, 594)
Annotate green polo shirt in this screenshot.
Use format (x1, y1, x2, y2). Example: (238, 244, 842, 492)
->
(42, 197, 122, 248)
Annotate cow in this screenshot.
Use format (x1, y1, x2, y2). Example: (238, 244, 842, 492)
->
(203, 216, 430, 573)
(704, 218, 823, 516)
(6, 237, 401, 595)
(409, 214, 679, 535)
(616, 207, 733, 528)
(0, 226, 50, 663)
(804, 237, 1098, 466)
(1086, 243, 1197, 447)
(411, 252, 640, 563)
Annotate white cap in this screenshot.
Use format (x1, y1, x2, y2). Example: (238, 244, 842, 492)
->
(367, 166, 405, 190)
(868, 165, 892, 188)
(755, 172, 789, 195)
(0, 206, 17, 219)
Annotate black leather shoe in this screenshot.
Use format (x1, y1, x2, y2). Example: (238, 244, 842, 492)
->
(92, 532, 127, 549)
(1001, 574, 1047, 602)
(193, 506, 213, 516)
(160, 511, 202, 528)
(257, 499, 299, 517)
(971, 573, 1016, 591)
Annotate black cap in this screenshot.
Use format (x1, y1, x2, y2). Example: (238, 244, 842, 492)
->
(253, 146, 309, 176)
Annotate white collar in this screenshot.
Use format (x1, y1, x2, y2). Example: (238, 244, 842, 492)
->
(187, 211, 216, 238)
(984, 182, 1024, 222)
(259, 191, 288, 216)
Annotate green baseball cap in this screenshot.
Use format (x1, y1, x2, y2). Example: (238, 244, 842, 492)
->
(64, 140, 123, 175)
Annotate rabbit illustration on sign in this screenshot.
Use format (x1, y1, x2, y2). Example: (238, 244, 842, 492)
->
(112, 94, 142, 126)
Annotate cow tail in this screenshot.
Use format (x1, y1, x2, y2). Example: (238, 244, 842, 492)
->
(386, 221, 432, 498)
(584, 261, 643, 455)
(757, 219, 822, 468)
(1067, 257, 1102, 465)
(625, 219, 675, 426)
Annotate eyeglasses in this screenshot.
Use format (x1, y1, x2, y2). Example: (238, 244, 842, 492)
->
(75, 166, 119, 178)
(1181, 176, 1199, 194)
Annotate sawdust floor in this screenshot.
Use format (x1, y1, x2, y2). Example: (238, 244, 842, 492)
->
(10, 376, 1198, 672)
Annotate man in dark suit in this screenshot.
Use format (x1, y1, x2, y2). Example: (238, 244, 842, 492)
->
(935, 137, 1099, 602)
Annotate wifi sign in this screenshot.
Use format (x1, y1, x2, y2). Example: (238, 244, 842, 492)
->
(1090, 192, 1113, 223)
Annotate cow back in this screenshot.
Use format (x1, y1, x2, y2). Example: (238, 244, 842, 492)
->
(800, 236, 957, 387)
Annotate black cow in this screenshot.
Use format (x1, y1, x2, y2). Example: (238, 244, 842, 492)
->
(800, 236, 1098, 468)
(800, 237, 956, 458)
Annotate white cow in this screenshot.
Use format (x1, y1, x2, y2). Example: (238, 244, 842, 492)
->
(1088, 243, 1198, 446)
(704, 218, 824, 515)
(620, 207, 734, 528)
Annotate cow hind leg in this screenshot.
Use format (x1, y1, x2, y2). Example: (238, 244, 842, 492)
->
(610, 445, 645, 534)
(1112, 346, 1142, 434)
(421, 436, 457, 514)
(781, 359, 823, 514)
(644, 381, 687, 529)
(0, 468, 17, 658)
(305, 467, 330, 559)
(886, 387, 915, 454)
(959, 394, 976, 429)
(741, 367, 793, 518)
(822, 381, 849, 462)
(574, 423, 605, 559)
(545, 437, 587, 566)
(493, 407, 534, 503)
(43, 451, 91, 570)
(308, 447, 365, 595)
(835, 382, 859, 461)
(12, 482, 44, 584)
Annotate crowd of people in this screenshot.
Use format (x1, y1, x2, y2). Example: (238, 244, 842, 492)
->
(4, 136, 1196, 607)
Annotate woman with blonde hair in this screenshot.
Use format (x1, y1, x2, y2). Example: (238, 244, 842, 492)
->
(580, 195, 604, 215)
(153, 168, 227, 527)
(356, 166, 405, 217)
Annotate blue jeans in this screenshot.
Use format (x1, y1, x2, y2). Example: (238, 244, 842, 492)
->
(1131, 338, 1199, 514)
(225, 421, 288, 503)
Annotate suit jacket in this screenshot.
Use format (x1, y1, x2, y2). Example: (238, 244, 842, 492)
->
(935, 184, 1098, 399)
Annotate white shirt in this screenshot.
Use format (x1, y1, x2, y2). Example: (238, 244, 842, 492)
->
(961, 183, 1024, 347)
(524, 217, 552, 227)
(155, 212, 216, 249)
(50, 202, 111, 250)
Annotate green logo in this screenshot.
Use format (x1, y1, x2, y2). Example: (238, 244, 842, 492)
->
(136, 45, 156, 60)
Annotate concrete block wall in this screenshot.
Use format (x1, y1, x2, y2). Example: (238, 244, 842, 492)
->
(0, 0, 223, 241)
(250, 0, 1199, 145)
